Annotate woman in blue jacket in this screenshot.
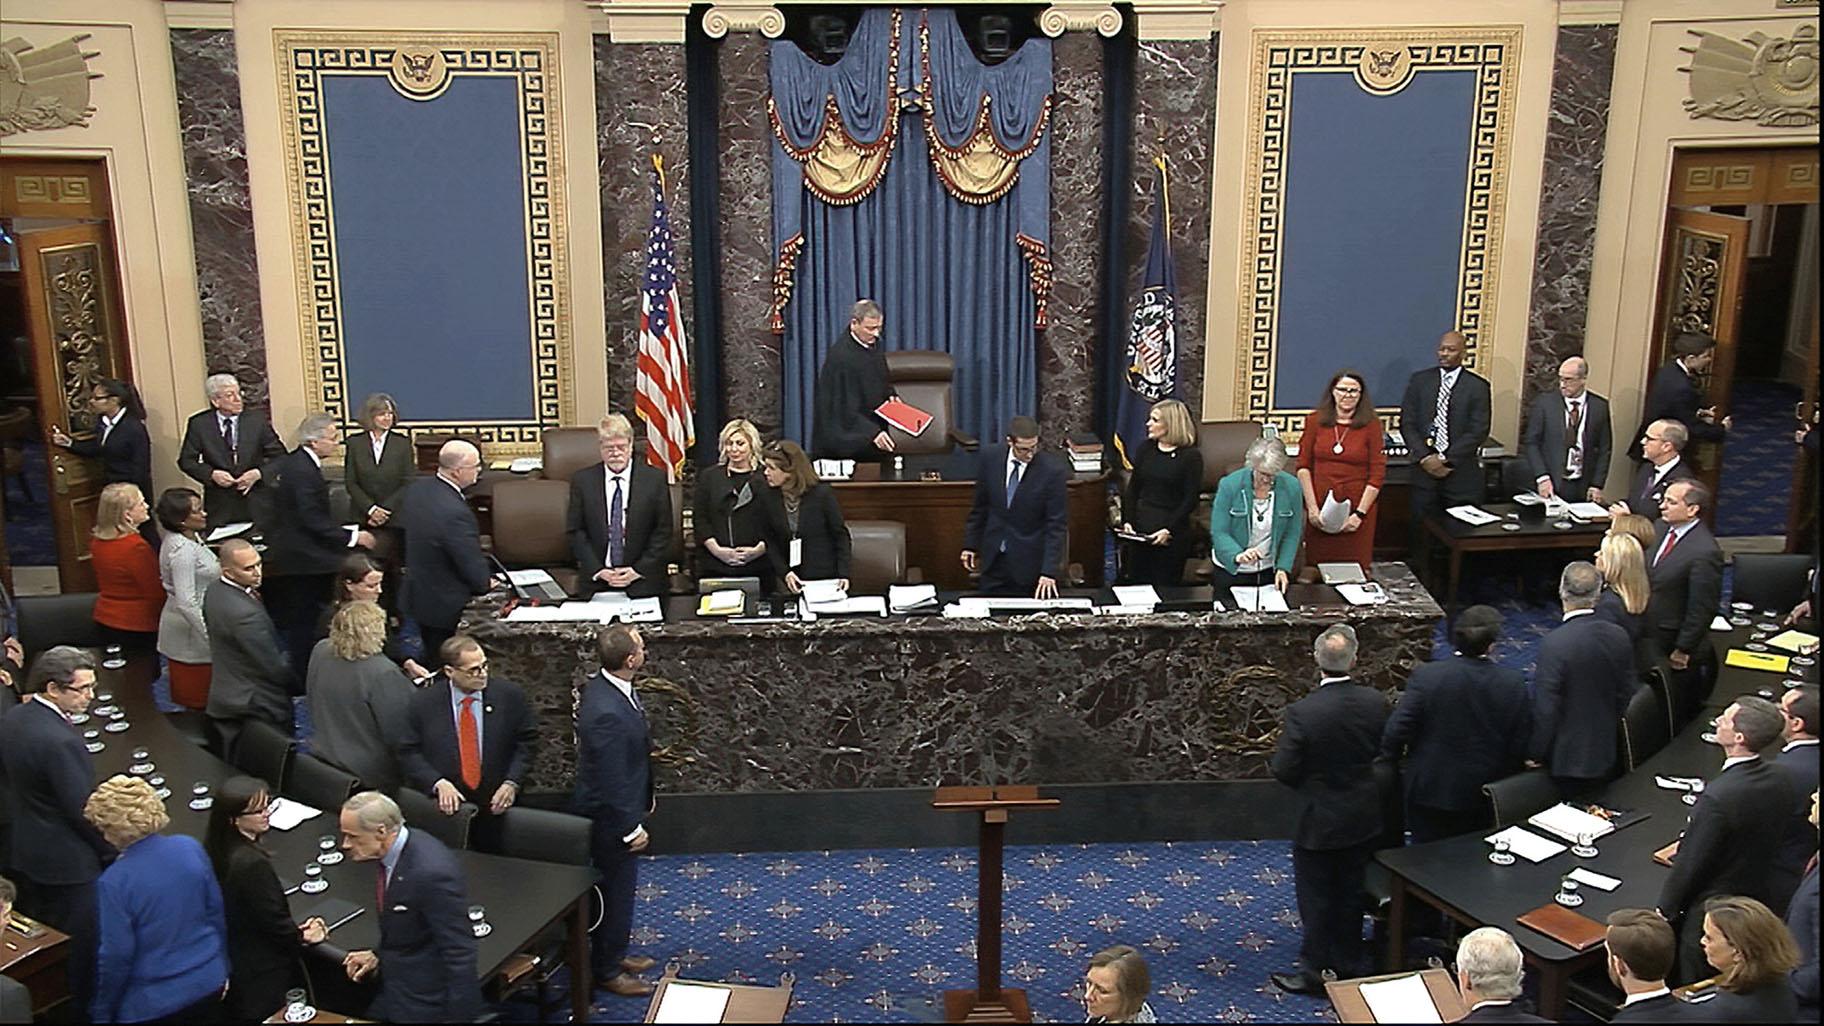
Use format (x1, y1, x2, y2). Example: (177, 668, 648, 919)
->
(1210, 436, 1304, 594)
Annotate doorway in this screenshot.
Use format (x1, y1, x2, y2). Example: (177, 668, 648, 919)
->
(0, 156, 135, 592)
(1650, 145, 1819, 546)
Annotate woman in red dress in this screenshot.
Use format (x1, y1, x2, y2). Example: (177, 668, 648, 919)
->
(1296, 370, 1386, 570)
(90, 482, 165, 653)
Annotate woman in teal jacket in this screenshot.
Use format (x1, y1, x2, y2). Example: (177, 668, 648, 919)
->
(1210, 436, 1304, 593)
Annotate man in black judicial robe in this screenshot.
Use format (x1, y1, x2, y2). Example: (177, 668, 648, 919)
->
(812, 299, 897, 460)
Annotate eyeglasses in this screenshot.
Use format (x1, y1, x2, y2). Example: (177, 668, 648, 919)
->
(452, 661, 489, 677)
(56, 680, 96, 694)
(1333, 386, 1362, 395)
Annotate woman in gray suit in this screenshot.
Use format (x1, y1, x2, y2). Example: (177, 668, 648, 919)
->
(343, 392, 415, 527)
(305, 600, 413, 793)
(156, 488, 219, 710)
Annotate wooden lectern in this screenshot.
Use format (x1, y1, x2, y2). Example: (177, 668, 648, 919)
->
(642, 965, 793, 1023)
(932, 785, 1060, 1024)
(1324, 968, 1468, 1023)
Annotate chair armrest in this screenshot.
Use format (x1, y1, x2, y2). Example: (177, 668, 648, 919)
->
(947, 428, 979, 452)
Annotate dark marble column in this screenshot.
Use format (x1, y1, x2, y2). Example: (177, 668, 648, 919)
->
(1128, 35, 1217, 421)
(168, 29, 268, 404)
(595, 38, 692, 418)
(716, 34, 781, 434)
(1524, 24, 1618, 406)
(1040, 33, 1105, 445)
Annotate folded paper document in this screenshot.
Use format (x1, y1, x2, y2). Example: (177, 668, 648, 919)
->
(1229, 586, 1288, 613)
(206, 522, 254, 543)
(1483, 825, 1565, 863)
(1446, 505, 1500, 526)
(1111, 585, 1161, 607)
(888, 584, 938, 612)
(698, 590, 745, 616)
(1527, 803, 1616, 844)
(1767, 629, 1819, 653)
(1317, 492, 1352, 534)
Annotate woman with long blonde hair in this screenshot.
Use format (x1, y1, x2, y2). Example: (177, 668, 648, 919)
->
(1593, 531, 1649, 644)
(89, 482, 164, 654)
(694, 418, 772, 588)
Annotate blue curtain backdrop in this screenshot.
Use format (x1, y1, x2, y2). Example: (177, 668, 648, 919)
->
(771, 8, 1050, 447)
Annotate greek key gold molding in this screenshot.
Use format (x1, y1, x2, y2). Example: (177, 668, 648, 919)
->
(1232, 27, 1522, 437)
(701, 3, 786, 39)
(273, 31, 576, 453)
(1038, 3, 1124, 38)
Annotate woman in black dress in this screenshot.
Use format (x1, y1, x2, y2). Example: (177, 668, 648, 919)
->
(694, 418, 772, 589)
(205, 776, 328, 1022)
(1119, 399, 1202, 588)
(760, 440, 852, 592)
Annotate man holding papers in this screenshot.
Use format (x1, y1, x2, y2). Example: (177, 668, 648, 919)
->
(812, 299, 899, 460)
(963, 416, 1068, 598)
(1521, 356, 1612, 503)
(567, 414, 672, 599)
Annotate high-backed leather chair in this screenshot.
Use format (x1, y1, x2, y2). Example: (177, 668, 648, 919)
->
(885, 351, 976, 454)
(540, 427, 600, 483)
(847, 520, 909, 594)
(488, 478, 578, 593)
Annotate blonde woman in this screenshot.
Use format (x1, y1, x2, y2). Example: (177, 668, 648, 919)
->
(1593, 531, 1650, 645)
(694, 418, 771, 587)
(1608, 511, 1657, 558)
(1119, 399, 1202, 588)
(89, 482, 164, 654)
(306, 600, 412, 793)
(84, 775, 228, 1022)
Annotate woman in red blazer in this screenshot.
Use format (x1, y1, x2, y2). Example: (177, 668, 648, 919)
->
(90, 482, 165, 652)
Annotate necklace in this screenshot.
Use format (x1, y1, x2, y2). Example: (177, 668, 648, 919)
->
(1332, 424, 1349, 455)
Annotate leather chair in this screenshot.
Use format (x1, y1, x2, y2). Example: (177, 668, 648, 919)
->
(232, 719, 296, 794)
(395, 785, 477, 851)
(540, 427, 601, 483)
(1729, 553, 1813, 614)
(1620, 683, 1671, 773)
(285, 752, 360, 812)
(885, 351, 976, 454)
(1481, 768, 1558, 829)
(492, 807, 595, 1015)
(489, 478, 579, 593)
(847, 520, 910, 594)
(14, 593, 102, 659)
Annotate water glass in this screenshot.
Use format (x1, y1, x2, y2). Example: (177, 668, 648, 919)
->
(1555, 878, 1582, 907)
(467, 904, 491, 938)
(1489, 837, 1515, 866)
(189, 782, 213, 811)
(316, 834, 343, 866)
(1572, 831, 1599, 859)
(101, 645, 125, 669)
(283, 987, 313, 1023)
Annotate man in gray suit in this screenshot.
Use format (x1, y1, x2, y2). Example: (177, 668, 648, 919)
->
(1646, 480, 1724, 673)
(204, 538, 295, 759)
(1521, 357, 1612, 503)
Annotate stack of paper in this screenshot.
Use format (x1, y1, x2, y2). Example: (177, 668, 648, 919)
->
(1446, 505, 1500, 526)
(1111, 585, 1161, 608)
(508, 457, 542, 473)
(1318, 561, 1366, 585)
(1565, 502, 1611, 521)
(1567, 867, 1621, 892)
(698, 590, 745, 616)
(1336, 583, 1386, 606)
(1527, 803, 1616, 844)
(1317, 492, 1352, 534)
(813, 459, 856, 480)
(799, 596, 887, 617)
(1357, 973, 1441, 1024)
(1483, 825, 1567, 863)
(1229, 586, 1289, 612)
(888, 584, 939, 613)
(799, 579, 849, 607)
(206, 522, 254, 543)
(266, 798, 322, 831)
(1767, 629, 1819, 653)
(955, 596, 1094, 613)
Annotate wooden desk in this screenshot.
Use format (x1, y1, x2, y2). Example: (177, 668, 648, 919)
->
(830, 473, 1109, 590)
(1421, 502, 1608, 617)
(3, 912, 69, 1015)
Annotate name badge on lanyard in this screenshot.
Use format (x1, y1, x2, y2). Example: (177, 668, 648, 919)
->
(790, 537, 804, 569)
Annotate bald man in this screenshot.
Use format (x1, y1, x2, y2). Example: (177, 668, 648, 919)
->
(1521, 357, 1612, 503)
(396, 441, 496, 661)
(1400, 331, 1492, 552)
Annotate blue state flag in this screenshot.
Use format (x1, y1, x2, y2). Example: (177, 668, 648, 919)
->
(1113, 158, 1180, 470)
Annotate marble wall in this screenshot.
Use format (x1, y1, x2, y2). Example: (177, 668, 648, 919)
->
(1040, 33, 1106, 444)
(595, 39, 692, 419)
(1524, 24, 1618, 407)
(717, 34, 782, 434)
(1127, 35, 1217, 422)
(168, 29, 269, 405)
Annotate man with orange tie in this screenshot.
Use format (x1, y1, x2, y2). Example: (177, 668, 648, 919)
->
(398, 635, 537, 853)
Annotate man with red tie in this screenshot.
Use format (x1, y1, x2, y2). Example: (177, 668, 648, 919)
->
(1645, 480, 1723, 672)
(397, 635, 537, 853)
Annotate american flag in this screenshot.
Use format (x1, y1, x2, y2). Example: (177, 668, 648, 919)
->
(636, 154, 695, 481)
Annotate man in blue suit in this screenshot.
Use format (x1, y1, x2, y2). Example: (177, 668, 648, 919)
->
(574, 625, 658, 998)
(338, 790, 480, 1022)
(1527, 562, 1636, 796)
(0, 648, 114, 1012)
(397, 635, 537, 853)
(397, 440, 496, 662)
(961, 416, 1069, 598)
(1380, 605, 1530, 842)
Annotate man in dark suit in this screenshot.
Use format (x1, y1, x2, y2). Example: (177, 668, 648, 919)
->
(176, 372, 287, 526)
(1454, 928, 1547, 1023)
(0, 876, 33, 1023)
(1526, 562, 1636, 795)
(1520, 357, 1612, 503)
(1659, 697, 1800, 984)
(1400, 331, 1492, 552)
(567, 414, 672, 599)
(1778, 685, 1819, 794)
(962, 416, 1069, 599)
(812, 298, 898, 461)
(0, 648, 113, 1012)
(1605, 908, 1713, 1022)
(574, 625, 658, 997)
(1612, 419, 1696, 519)
(1631, 331, 1730, 463)
(1790, 791, 1819, 1020)
(1646, 480, 1724, 673)
(1269, 625, 1388, 995)
(396, 635, 534, 853)
(203, 539, 295, 759)
(262, 413, 376, 674)
(396, 440, 495, 662)
(336, 791, 480, 1022)
(1380, 605, 1530, 842)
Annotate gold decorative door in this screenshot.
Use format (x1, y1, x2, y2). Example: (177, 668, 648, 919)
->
(17, 222, 132, 592)
(1650, 208, 1751, 513)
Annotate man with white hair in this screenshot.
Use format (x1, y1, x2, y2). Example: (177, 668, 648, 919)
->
(263, 413, 377, 671)
(1520, 356, 1611, 503)
(177, 372, 287, 525)
(1455, 927, 1547, 1022)
(396, 440, 495, 661)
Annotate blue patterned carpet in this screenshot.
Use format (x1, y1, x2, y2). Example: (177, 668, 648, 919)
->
(1716, 379, 1802, 537)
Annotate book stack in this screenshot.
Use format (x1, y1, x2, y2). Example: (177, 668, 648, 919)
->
(1067, 433, 1104, 474)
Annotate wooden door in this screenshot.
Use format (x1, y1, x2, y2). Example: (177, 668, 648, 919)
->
(16, 223, 132, 592)
(1650, 208, 1751, 514)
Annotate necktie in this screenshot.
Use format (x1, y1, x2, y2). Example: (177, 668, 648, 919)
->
(221, 417, 236, 460)
(1566, 401, 1581, 448)
(458, 695, 481, 790)
(608, 477, 625, 568)
(375, 863, 387, 909)
(1432, 373, 1453, 452)
(1656, 529, 1679, 566)
(1006, 461, 1023, 507)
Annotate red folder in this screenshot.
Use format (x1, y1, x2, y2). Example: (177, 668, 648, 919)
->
(875, 397, 933, 437)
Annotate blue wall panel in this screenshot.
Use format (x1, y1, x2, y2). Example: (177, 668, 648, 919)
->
(1272, 70, 1474, 411)
(321, 75, 534, 421)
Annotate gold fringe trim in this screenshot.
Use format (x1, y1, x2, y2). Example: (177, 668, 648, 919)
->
(769, 232, 805, 334)
(768, 10, 902, 205)
(916, 14, 1053, 205)
(1016, 232, 1053, 330)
